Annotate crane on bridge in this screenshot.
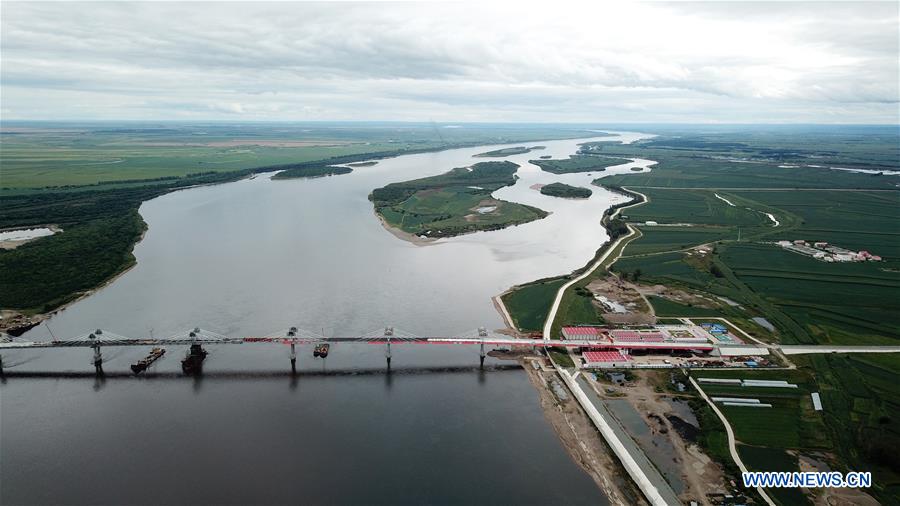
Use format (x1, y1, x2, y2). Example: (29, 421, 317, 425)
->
(0, 325, 535, 376)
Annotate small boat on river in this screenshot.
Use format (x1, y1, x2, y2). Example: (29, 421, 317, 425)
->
(131, 348, 166, 375)
(313, 343, 330, 358)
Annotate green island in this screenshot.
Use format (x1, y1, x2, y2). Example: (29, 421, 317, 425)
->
(502, 127, 900, 505)
(347, 161, 378, 167)
(530, 154, 631, 174)
(370, 161, 548, 239)
(474, 145, 545, 157)
(539, 182, 592, 199)
(0, 123, 594, 320)
(272, 165, 352, 179)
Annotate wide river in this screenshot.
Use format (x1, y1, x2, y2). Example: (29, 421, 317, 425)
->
(1, 132, 655, 505)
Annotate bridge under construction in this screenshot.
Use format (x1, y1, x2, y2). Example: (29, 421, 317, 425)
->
(3, 325, 897, 376)
(0, 324, 738, 375)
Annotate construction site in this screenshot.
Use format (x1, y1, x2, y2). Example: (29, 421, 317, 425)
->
(561, 320, 774, 370)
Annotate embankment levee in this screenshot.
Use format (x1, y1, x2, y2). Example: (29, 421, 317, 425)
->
(493, 184, 647, 337)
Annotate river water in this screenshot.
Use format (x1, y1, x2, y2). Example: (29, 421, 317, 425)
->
(1, 132, 654, 505)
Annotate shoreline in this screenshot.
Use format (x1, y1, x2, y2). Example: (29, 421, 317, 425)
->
(491, 292, 518, 336)
(373, 211, 438, 246)
(489, 183, 654, 503)
(3, 133, 607, 322)
(373, 206, 553, 246)
(0, 224, 147, 335)
(522, 359, 646, 505)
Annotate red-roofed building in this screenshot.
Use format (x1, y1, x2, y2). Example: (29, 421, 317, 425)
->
(583, 350, 631, 367)
(562, 326, 603, 340)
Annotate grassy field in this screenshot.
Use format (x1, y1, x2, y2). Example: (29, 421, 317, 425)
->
(530, 154, 631, 174)
(721, 243, 900, 344)
(0, 122, 594, 313)
(473, 145, 544, 157)
(730, 189, 900, 258)
(371, 161, 548, 238)
(739, 446, 808, 506)
(618, 188, 773, 227)
(593, 128, 900, 504)
(804, 353, 900, 501)
(499, 127, 900, 504)
(599, 143, 897, 190)
(621, 226, 735, 255)
(501, 278, 567, 332)
(1, 122, 595, 189)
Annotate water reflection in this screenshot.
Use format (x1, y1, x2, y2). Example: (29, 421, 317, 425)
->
(0, 134, 652, 505)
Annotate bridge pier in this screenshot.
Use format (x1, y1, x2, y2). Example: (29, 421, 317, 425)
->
(290, 342, 297, 374)
(0, 354, 4, 376)
(386, 341, 392, 372)
(93, 345, 103, 375)
(89, 330, 103, 375)
(287, 327, 298, 374)
(478, 327, 488, 369)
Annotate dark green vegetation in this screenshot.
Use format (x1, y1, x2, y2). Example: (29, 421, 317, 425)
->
(370, 161, 548, 239)
(347, 161, 377, 167)
(2, 122, 596, 189)
(0, 169, 254, 312)
(474, 145, 544, 157)
(617, 188, 771, 226)
(530, 154, 631, 174)
(272, 165, 352, 179)
(548, 348, 575, 368)
(593, 127, 900, 504)
(503, 127, 899, 504)
(503, 187, 645, 338)
(805, 353, 900, 502)
(501, 278, 567, 332)
(0, 213, 145, 312)
(618, 226, 735, 255)
(539, 182, 592, 199)
(689, 369, 834, 506)
(1, 122, 597, 312)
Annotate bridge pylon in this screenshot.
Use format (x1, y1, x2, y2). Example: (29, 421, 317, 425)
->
(385, 327, 393, 372)
(89, 330, 103, 375)
(288, 327, 298, 374)
(478, 327, 488, 369)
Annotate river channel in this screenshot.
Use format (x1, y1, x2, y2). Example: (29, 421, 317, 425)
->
(1, 132, 654, 505)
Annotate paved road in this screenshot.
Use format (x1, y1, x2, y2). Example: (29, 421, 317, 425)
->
(542, 189, 649, 340)
(689, 376, 776, 506)
(556, 369, 674, 506)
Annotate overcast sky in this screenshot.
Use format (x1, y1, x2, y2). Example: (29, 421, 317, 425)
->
(2, 1, 898, 123)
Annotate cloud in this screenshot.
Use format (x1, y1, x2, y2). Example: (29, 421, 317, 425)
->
(1, 1, 897, 123)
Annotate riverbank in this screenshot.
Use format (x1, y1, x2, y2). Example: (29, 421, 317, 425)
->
(0, 221, 147, 336)
(369, 161, 549, 241)
(3, 136, 603, 326)
(374, 211, 437, 246)
(522, 358, 647, 506)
